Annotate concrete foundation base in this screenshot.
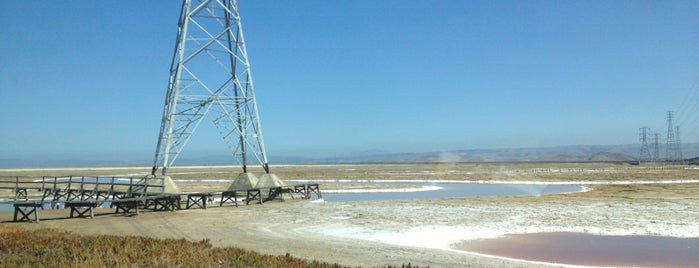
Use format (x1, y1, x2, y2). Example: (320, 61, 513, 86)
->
(228, 173, 260, 190)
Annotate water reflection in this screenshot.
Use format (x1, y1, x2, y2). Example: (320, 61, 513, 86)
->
(317, 182, 585, 202)
(458, 232, 699, 268)
(0, 181, 585, 211)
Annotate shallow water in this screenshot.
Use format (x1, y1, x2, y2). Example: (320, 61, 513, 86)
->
(457, 232, 699, 267)
(321, 182, 585, 202)
(0, 182, 585, 211)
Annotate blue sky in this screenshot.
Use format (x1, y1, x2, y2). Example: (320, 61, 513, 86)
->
(1, 0, 698, 162)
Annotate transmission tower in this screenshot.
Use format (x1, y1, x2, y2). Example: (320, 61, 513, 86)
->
(638, 127, 651, 162)
(665, 111, 678, 161)
(652, 133, 661, 162)
(152, 0, 271, 176)
(676, 126, 683, 161)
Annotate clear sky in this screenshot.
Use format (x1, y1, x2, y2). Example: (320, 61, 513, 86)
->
(1, 0, 698, 162)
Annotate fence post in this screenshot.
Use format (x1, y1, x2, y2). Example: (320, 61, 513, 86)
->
(13, 176, 18, 201)
(109, 177, 115, 199)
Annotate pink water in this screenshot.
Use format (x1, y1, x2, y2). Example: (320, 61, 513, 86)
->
(457, 232, 699, 267)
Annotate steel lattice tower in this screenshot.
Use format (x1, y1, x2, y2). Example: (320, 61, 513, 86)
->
(676, 126, 683, 161)
(152, 0, 270, 176)
(653, 133, 661, 162)
(665, 111, 678, 162)
(638, 127, 651, 162)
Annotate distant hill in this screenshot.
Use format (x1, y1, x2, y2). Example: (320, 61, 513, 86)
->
(312, 143, 699, 163)
(2, 143, 698, 168)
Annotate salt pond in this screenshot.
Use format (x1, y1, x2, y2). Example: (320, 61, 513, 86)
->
(456, 232, 699, 268)
(305, 181, 586, 202)
(0, 181, 586, 211)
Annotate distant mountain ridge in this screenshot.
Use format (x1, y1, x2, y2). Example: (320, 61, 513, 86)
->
(2, 143, 698, 168)
(308, 143, 699, 163)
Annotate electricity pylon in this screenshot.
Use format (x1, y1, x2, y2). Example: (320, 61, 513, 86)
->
(638, 127, 651, 162)
(665, 111, 678, 162)
(676, 126, 683, 161)
(652, 133, 661, 162)
(152, 0, 270, 176)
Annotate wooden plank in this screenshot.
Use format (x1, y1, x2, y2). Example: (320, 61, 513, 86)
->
(186, 193, 211, 209)
(151, 194, 181, 211)
(13, 201, 42, 223)
(220, 190, 239, 207)
(306, 184, 322, 199)
(14, 188, 28, 201)
(65, 201, 98, 219)
(266, 187, 283, 202)
(293, 185, 307, 199)
(111, 198, 142, 215)
(246, 189, 262, 205)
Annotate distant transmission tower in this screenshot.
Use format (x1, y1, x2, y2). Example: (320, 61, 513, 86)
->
(638, 127, 651, 162)
(152, 0, 271, 176)
(665, 111, 678, 161)
(676, 126, 683, 161)
(652, 133, 661, 162)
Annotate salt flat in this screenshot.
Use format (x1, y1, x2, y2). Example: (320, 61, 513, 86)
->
(2, 163, 698, 267)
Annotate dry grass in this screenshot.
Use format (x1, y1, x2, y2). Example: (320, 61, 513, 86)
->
(1, 162, 695, 267)
(0, 224, 425, 268)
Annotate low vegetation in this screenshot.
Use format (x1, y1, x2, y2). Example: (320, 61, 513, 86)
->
(0, 225, 424, 268)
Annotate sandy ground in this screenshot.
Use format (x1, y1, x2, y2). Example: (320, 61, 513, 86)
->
(1, 163, 699, 267)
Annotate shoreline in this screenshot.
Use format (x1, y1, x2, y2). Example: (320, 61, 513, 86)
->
(2, 163, 698, 267)
(2, 183, 698, 267)
(452, 232, 699, 268)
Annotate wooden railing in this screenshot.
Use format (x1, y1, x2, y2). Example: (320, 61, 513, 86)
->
(0, 176, 165, 203)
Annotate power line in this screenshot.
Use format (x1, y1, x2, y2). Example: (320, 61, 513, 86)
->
(675, 74, 699, 143)
(653, 132, 661, 162)
(639, 127, 651, 162)
(666, 111, 678, 161)
(675, 75, 699, 126)
(676, 126, 683, 161)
